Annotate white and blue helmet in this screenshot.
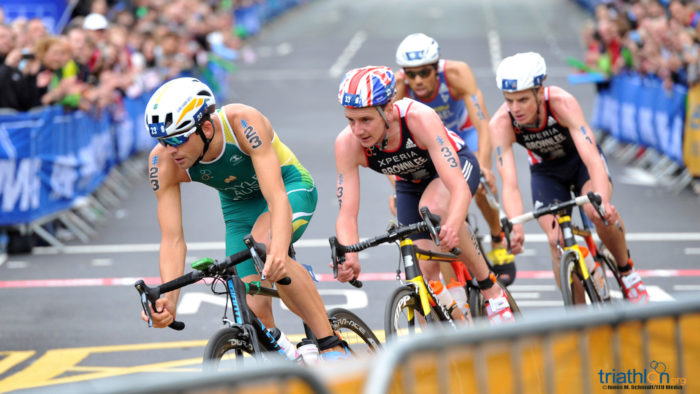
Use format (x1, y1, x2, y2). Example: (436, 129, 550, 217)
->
(145, 77, 215, 139)
(395, 33, 440, 68)
(496, 52, 547, 92)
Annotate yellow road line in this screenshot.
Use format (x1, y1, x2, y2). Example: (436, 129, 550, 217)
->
(0, 351, 35, 375)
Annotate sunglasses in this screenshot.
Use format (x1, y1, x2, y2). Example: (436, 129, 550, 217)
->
(404, 67, 435, 79)
(157, 127, 198, 148)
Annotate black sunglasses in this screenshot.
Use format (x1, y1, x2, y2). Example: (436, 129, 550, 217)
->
(404, 67, 435, 79)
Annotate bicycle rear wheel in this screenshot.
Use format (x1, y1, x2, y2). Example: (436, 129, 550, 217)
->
(202, 326, 256, 372)
(384, 285, 438, 339)
(597, 244, 623, 301)
(327, 307, 382, 356)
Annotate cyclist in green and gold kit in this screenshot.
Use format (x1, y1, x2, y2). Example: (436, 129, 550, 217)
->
(141, 77, 347, 357)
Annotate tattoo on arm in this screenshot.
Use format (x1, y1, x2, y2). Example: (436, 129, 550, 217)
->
(471, 95, 486, 120)
(437, 136, 459, 168)
(580, 126, 593, 144)
(496, 146, 503, 167)
(336, 173, 344, 208)
(149, 161, 159, 191)
(241, 119, 263, 149)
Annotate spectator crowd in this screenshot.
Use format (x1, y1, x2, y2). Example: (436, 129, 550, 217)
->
(0, 0, 247, 113)
(581, 0, 700, 90)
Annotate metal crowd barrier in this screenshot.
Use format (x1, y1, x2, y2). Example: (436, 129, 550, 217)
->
(44, 296, 700, 394)
(364, 296, 700, 394)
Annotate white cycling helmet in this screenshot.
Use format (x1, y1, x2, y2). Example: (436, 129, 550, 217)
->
(395, 33, 440, 67)
(145, 77, 216, 139)
(496, 52, 547, 92)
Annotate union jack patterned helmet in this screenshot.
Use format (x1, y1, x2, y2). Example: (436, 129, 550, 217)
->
(145, 77, 215, 139)
(338, 66, 396, 108)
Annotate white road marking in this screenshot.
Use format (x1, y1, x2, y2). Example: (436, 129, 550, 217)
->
(673, 285, 700, 291)
(91, 258, 113, 267)
(178, 289, 368, 315)
(28, 233, 700, 255)
(685, 248, 700, 255)
(329, 30, 367, 78)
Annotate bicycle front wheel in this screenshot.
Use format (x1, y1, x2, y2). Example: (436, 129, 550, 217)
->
(202, 326, 256, 372)
(327, 307, 382, 356)
(384, 285, 438, 339)
(559, 252, 602, 307)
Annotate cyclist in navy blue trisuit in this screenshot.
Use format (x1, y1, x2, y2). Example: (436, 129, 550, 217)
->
(489, 52, 649, 304)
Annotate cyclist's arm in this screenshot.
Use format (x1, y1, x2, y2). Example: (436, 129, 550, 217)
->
(334, 127, 362, 244)
(228, 104, 293, 280)
(550, 88, 610, 203)
(489, 105, 526, 230)
(408, 103, 469, 229)
(334, 127, 363, 280)
(445, 60, 492, 170)
(150, 146, 189, 325)
(394, 70, 408, 101)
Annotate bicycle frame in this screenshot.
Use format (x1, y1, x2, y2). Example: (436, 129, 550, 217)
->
(557, 213, 600, 300)
(396, 237, 455, 326)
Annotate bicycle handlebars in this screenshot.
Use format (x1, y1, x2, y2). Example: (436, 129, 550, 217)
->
(500, 191, 607, 253)
(135, 234, 291, 330)
(330, 207, 461, 288)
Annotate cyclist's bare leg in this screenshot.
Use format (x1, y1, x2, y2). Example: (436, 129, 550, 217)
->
(414, 239, 457, 283)
(538, 214, 585, 303)
(580, 181, 630, 273)
(250, 213, 336, 346)
(474, 187, 503, 242)
(418, 179, 501, 300)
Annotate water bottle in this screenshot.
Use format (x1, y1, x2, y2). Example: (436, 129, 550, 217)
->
(580, 246, 607, 300)
(446, 278, 472, 326)
(270, 328, 299, 361)
(296, 338, 319, 365)
(429, 280, 465, 321)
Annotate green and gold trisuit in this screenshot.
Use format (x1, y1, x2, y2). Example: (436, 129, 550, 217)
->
(186, 108, 317, 277)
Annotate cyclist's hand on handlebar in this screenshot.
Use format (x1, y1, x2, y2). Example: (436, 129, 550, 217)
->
(602, 200, 618, 225)
(142, 297, 176, 329)
(509, 224, 525, 255)
(262, 250, 289, 283)
(333, 255, 360, 283)
(438, 221, 460, 251)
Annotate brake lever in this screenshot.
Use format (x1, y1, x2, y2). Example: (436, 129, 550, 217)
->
(245, 235, 291, 285)
(587, 191, 608, 226)
(329, 236, 343, 279)
(501, 217, 513, 254)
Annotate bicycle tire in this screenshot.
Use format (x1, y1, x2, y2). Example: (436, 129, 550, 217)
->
(467, 284, 485, 318)
(559, 252, 579, 307)
(499, 279, 521, 315)
(598, 244, 623, 300)
(202, 326, 256, 372)
(384, 285, 438, 339)
(559, 251, 603, 307)
(327, 307, 382, 355)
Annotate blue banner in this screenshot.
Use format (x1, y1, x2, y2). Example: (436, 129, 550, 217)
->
(591, 72, 687, 164)
(2, 0, 68, 34)
(0, 96, 150, 226)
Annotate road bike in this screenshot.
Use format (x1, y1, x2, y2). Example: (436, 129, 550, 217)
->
(501, 191, 624, 307)
(329, 207, 520, 339)
(135, 234, 381, 371)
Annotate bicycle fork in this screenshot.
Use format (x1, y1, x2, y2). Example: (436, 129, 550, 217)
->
(559, 216, 599, 302)
(400, 241, 456, 328)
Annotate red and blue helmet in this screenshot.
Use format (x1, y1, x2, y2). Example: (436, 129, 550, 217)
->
(338, 66, 396, 108)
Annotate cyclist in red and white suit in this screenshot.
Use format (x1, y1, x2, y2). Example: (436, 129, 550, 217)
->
(334, 66, 514, 323)
(489, 52, 649, 304)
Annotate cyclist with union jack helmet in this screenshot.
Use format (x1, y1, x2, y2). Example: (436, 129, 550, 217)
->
(142, 77, 349, 358)
(334, 65, 514, 324)
(395, 33, 516, 285)
(490, 52, 649, 304)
